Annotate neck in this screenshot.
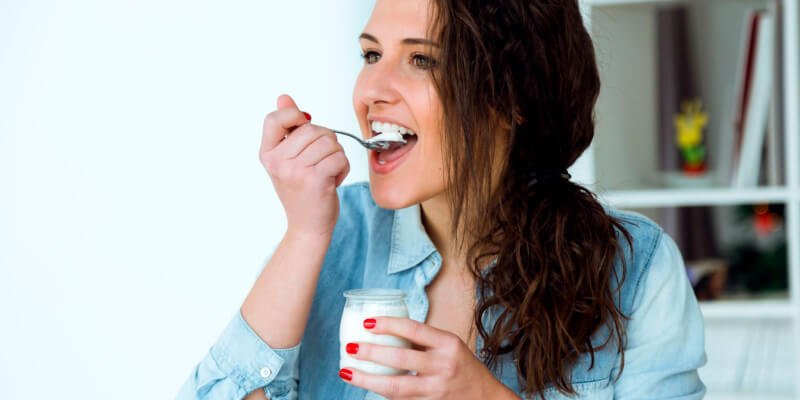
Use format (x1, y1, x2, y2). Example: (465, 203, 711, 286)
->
(420, 191, 500, 275)
(420, 193, 462, 266)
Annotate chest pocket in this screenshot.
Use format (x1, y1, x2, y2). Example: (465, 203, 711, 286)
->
(540, 378, 613, 399)
(492, 345, 617, 399)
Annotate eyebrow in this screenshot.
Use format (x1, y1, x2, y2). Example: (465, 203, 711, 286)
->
(359, 32, 439, 48)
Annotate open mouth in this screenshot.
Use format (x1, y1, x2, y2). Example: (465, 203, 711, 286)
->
(368, 120, 419, 166)
(369, 121, 417, 143)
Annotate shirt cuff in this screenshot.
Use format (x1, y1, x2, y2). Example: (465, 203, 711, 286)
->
(209, 310, 301, 395)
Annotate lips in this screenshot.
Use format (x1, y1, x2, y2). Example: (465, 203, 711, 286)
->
(369, 135, 418, 174)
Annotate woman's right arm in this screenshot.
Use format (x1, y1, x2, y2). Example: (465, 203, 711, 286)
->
(237, 228, 334, 400)
(178, 94, 350, 400)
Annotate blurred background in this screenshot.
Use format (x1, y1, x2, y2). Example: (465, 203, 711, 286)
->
(586, 0, 800, 398)
(0, 0, 798, 399)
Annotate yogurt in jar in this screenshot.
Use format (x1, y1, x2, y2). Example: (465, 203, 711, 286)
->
(340, 289, 411, 375)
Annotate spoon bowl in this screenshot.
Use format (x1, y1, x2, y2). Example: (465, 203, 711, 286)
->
(332, 130, 406, 151)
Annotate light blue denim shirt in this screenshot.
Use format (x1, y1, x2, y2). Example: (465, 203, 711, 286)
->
(177, 182, 706, 399)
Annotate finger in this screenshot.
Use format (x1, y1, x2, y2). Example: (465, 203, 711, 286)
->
(260, 107, 310, 154)
(277, 125, 338, 161)
(335, 157, 350, 186)
(315, 151, 348, 182)
(276, 93, 297, 110)
(347, 342, 439, 375)
(341, 368, 427, 398)
(365, 317, 450, 349)
(296, 134, 343, 167)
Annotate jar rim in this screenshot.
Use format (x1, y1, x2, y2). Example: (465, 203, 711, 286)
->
(344, 288, 406, 301)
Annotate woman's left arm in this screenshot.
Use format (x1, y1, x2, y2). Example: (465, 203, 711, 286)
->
(611, 233, 707, 399)
(339, 317, 519, 399)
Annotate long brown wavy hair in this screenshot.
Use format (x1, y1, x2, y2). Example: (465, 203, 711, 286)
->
(423, 0, 633, 397)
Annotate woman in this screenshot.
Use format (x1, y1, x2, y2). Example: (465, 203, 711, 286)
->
(178, 0, 706, 399)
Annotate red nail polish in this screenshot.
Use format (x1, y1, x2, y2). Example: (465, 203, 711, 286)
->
(302, 111, 311, 121)
(346, 343, 359, 354)
(363, 318, 376, 329)
(339, 368, 353, 381)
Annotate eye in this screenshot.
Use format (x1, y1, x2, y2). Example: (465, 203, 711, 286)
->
(360, 50, 381, 64)
(411, 53, 437, 69)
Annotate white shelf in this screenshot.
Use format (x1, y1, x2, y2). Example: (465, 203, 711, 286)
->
(598, 187, 791, 208)
(584, 0, 681, 6)
(700, 299, 796, 320)
(705, 393, 794, 400)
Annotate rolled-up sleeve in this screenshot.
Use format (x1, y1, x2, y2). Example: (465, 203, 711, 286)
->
(612, 233, 707, 399)
(176, 310, 301, 400)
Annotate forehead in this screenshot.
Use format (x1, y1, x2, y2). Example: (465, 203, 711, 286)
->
(364, 0, 432, 39)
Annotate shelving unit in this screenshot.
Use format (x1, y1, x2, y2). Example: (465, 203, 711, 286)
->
(700, 299, 795, 320)
(598, 187, 791, 208)
(577, 0, 800, 397)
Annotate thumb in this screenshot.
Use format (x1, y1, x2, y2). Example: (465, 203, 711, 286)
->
(277, 94, 299, 110)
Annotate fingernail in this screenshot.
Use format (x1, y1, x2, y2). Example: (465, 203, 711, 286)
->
(303, 111, 312, 121)
(363, 318, 376, 329)
(339, 368, 353, 381)
(346, 342, 359, 354)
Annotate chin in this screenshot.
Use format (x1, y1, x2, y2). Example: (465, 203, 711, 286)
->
(368, 177, 418, 210)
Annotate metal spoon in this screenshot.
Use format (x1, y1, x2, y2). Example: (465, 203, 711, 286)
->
(332, 129, 406, 151)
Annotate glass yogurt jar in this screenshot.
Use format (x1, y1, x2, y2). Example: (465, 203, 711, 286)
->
(339, 289, 412, 375)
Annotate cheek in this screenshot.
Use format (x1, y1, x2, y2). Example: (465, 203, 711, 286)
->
(352, 73, 370, 136)
(352, 73, 365, 113)
(417, 94, 445, 173)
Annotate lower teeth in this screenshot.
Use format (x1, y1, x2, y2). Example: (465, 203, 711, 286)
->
(377, 159, 387, 165)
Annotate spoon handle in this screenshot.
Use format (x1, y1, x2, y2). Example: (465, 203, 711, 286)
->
(331, 130, 364, 145)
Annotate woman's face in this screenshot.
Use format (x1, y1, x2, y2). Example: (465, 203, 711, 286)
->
(352, 0, 445, 210)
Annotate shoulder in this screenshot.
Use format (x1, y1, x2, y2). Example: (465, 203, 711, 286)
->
(607, 207, 664, 248)
(603, 207, 671, 314)
(607, 207, 666, 272)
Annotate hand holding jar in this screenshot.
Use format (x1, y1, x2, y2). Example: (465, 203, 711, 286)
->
(338, 289, 517, 400)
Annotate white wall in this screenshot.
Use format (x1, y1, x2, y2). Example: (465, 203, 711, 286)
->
(0, 1, 373, 398)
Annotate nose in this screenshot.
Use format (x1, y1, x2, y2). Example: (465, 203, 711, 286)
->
(356, 59, 403, 107)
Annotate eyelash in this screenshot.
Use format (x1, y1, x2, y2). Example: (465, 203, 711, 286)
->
(359, 50, 438, 70)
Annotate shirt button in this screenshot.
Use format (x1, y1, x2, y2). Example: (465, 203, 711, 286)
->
(259, 367, 272, 379)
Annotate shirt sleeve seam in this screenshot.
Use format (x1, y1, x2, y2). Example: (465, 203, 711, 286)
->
(630, 228, 664, 312)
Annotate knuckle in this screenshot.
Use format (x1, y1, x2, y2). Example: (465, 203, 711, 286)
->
(318, 134, 336, 147)
(262, 112, 278, 131)
(332, 152, 347, 168)
(290, 124, 311, 140)
(444, 335, 461, 351)
(392, 348, 408, 366)
(441, 359, 458, 379)
(262, 111, 274, 125)
(385, 377, 401, 398)
(410, 322, 426, 343)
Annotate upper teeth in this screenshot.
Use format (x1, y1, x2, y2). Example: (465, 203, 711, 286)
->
(370, 121, 416, 136)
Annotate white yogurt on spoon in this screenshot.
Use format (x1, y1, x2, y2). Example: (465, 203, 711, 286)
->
(365, 131, 406, 146)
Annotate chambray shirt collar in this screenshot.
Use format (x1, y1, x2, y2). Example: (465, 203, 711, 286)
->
(387, 203, 438, 274)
